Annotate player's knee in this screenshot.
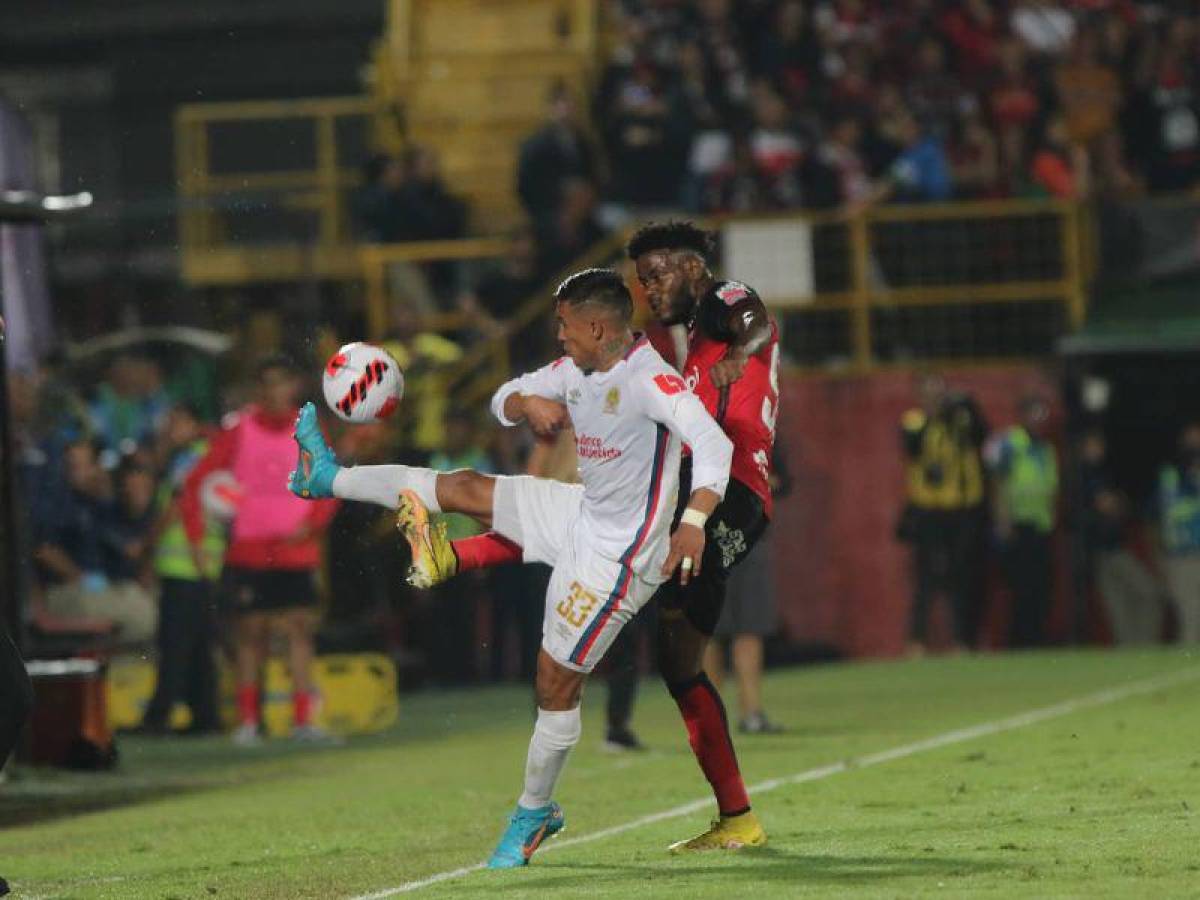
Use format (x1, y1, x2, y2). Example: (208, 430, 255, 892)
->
(437, 470, 493, 518)
(535, 652, 585, 710)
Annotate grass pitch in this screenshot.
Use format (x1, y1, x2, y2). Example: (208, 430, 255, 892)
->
(2, 648, 1198, 899)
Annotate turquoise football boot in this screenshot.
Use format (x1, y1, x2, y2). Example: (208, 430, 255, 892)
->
(486, 802, 565, 869)
(288, 401, 340, 499)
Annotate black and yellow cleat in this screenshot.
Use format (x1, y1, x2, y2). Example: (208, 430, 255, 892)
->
(668, 810, 768, 853)
(395, 489, 458, 588)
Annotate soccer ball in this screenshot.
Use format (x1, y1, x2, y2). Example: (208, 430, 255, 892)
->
(200, 470, 243, 522)
(322, 342, 405, 423)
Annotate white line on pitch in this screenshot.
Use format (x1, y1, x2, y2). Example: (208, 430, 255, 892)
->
(349, 666, 1200, 899)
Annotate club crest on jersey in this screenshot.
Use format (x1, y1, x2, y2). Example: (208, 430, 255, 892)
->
(717, 282, 751, 306)
(603, 387, 621, 414)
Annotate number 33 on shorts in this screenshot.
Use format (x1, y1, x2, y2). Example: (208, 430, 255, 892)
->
(556, 581, 599, 628)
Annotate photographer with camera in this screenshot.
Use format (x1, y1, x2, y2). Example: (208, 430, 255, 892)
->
(899, 374, 989, 654)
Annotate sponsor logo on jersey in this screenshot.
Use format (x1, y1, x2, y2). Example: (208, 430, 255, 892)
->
(654, 372, 688, 395)
(575, 434, 622, 461)
(603, 387, 621, 415)
(716, 282, 751, 306)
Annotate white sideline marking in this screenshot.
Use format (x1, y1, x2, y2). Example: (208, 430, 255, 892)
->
(349, 667, 1200, 899)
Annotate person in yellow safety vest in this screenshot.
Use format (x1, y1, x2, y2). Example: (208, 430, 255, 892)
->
(139, 405, 226, 734)
(1157, 422, 1200, 643)
(899, 374, 989, 654)
(986, 393, 1059, 648)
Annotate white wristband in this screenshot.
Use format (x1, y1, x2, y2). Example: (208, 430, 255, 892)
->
(680, 508, 709, 530)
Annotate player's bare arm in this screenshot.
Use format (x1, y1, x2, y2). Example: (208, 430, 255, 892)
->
(503, 392, 570, 437)
(710, 296, 772, 389)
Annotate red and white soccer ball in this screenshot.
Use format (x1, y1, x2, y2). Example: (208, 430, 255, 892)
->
(322, 342, 405, 423)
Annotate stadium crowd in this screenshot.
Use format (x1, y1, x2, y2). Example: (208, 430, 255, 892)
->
(517, 0, 1200, 227)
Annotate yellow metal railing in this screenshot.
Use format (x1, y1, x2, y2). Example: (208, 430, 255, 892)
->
(438, 199, 1090, 407)
(359, 237, 510, 338)
(175, 96, 380, 283)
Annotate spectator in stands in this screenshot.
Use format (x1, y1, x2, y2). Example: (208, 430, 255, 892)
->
(598, 56, 687, 207)
(140, 404, 224, 735)
(1028, 115, 1086, 199)
(458, 224, 542, 340)
(1078, 429, 1164, 646)
(989, 37, 1042, 190)
(535, 178, 605, 276)
(395, 144, 467, 243)
(89, 354, 171, 455)
(181, 356, 339, 745)
(899, 375, 989, 654)
(938, 0, 1003, 88)
(949, 107, 1002, 198)
(103, 460, 157, 589)
(1055, 25, 1126, 191)
(857, 112, 952, 208)
(517, 84, 598, 226)
(748, 81, 805, 208)
(753, 0, 821, 109)
(811, 114, 871, 208)
(906, 36, 975, 140)
(395, 144, 468, 299)
(988, 392, 1059, 648)
(32, 440, 157, 644)
(1124, 26, 1200, 193)
(1157, 422, 1200, 644)
(352, 154, 407, 243)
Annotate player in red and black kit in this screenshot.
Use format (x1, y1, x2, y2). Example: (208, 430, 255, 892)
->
(628, 220, 777, 852)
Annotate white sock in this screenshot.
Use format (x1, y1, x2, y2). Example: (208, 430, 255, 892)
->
(517, 706, 581, 810)
(331, 465, 441, 512)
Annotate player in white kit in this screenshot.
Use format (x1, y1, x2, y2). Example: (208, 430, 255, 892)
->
(288, 268, 733, 867)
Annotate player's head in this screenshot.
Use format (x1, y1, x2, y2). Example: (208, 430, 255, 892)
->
(256, 353, 301, 414)
(553, 267, 634, 369)
(627, 220, 715, 326)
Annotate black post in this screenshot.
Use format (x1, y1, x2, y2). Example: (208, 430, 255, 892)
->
(0, 309, 20, 651)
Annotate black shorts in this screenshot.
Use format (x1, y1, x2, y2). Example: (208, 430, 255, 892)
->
(222, 566, 318, 615)
(653, 462, 769, 637)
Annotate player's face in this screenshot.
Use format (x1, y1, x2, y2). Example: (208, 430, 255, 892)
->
(555, 301, 600, 369)
(636, 251, 694, 326)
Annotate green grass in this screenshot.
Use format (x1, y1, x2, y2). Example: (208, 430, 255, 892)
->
(3, 648, 1199, 899)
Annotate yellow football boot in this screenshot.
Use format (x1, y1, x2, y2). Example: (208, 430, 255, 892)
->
(668, 810, 768, 853)
(395, 490, 457, 588)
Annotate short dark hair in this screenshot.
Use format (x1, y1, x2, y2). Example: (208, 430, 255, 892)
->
(626, 220, 715, 261)
(554, 267, 633, 323)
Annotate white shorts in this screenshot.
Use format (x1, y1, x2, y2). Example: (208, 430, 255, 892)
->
(493, 475, 657, 673)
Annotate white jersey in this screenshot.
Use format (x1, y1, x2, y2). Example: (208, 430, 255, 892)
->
(491, 336, 732, 585)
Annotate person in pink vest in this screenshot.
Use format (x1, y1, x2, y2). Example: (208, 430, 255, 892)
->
(181, 356, 339, 745)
